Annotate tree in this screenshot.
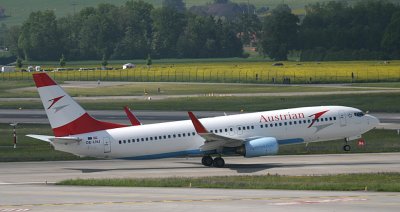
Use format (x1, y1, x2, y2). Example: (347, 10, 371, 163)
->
(146, 54, 152, 66)
(18, 10, 60, 60)
(151, 7, 186, 58)
(16, 57, 22, 68)
(101, 54, 108, 67)
(59, 54, 66, 67)
(381, 11, 400, 56)
(111, 1, 154, 59)
(260, 4, 299, 60)
(162, 0, 185, 13)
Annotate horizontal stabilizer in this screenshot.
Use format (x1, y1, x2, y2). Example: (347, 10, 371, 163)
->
(26, 134, 54, 142)
(26, 134, 81, 144)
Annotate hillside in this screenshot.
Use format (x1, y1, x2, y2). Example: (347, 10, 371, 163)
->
(0, 0, 374, 26)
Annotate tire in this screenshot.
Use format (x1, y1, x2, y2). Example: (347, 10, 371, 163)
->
(202, 156, 213, 166)
(343, 145, 351, 151)
(213, 157, 225, 168)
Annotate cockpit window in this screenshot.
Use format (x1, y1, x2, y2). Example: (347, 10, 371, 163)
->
(354, 112, 364, 117)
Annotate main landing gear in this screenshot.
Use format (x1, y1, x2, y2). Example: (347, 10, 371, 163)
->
(201, 155, 225, 168)
(343, 139, 351, 151)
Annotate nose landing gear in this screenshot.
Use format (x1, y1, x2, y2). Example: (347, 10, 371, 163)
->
(201, 155, 225, 168)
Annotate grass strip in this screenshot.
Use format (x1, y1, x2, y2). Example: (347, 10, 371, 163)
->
(2, 93, 400, 113)
(57, 173, 400, 192)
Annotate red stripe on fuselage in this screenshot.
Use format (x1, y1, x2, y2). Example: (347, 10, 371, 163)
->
(33, 73, 57, 88)
(52, 113, 127, 137)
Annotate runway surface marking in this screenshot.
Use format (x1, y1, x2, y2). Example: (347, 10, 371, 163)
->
(0, 210, 30, 212)
(1, 193, 400, 209)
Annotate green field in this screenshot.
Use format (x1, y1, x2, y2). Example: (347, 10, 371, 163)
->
(2, 60, 400, 84)
(0, 0, 371, 26)
(58, 173, 400, 192)
(2, 93, 399, 112)
(0, 80, 375, 98)
(0, 122, 398, 162)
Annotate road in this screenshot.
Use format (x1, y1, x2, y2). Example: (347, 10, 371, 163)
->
(0, 153, 399, 212)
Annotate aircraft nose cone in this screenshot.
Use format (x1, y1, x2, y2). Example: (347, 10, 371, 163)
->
(367, 115, 380, 128)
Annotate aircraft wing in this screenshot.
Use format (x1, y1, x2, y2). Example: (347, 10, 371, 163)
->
(26, 134, 81, 144)
(188, 112, 243, 151)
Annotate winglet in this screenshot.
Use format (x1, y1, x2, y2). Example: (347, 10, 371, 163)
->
(124, 106, 142, 126)
(188, 111, 208, 133)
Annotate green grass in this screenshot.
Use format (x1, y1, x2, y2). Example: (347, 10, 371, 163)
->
(352, 82, 400, 88)
(279, 129, 400, 154)
(57, 173, 400, 192)
(2, 93, 399, 112)
(0, 80, 375, 98)
(0, 123, 87, 162)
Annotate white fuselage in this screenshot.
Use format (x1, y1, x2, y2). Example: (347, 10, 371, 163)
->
(53, 106, 379, 159)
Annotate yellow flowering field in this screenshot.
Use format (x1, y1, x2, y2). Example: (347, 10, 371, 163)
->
(2, 60, 399, 83)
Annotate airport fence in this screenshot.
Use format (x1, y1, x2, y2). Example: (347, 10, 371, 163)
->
(1, 63, 400, 84)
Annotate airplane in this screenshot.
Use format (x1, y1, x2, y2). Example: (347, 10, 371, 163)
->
(27, 73, 379, 167)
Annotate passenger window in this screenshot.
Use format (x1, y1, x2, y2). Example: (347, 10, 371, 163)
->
(141, 138, 144, 142)
(192, 132, 195, 136)
(251, 126, 254, 129)
(238, 127, 241, 130)
(294, 121, 297, 124)
(265, 124, 268, 128)
(260, 125, 264, 128)
(329, 117, 332, 121)
(145, 138, 148, 141)
(178, 134, 181, 137)
(123, 140, 126, 144)
(270, 124, 273, 127)
(275, 123, 278, 127)
(173, 134, 176, 138)
(119, 140, 121, 144)
(279, 123, 282, 126)
(334, 117, 337, 120)
(289, 122, 292, 125)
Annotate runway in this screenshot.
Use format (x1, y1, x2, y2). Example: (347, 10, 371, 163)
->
(0, 153, 399, 211)
(0, 153, 399, 183)
(1, 185, 399, 212)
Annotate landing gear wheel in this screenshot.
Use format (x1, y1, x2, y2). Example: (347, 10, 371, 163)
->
(201, 155, 213, 166)
(213, 157, 225, 168)
(343, 145, 351, 151)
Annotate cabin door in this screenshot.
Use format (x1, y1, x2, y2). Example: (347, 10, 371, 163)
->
(103, 137, 111, 153)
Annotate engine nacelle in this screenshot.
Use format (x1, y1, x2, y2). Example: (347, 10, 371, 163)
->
(238, 137, 279, 158)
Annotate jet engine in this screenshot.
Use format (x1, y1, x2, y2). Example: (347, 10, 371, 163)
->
(236, 137, 279, 158)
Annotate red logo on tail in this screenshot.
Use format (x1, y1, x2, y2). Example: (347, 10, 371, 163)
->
(47, 95, 65, 109)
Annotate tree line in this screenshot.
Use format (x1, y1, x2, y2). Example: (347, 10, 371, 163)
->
(1, 0, 399, 62)
(261, 0, 400, 61)
(2, 0, 244, 61)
